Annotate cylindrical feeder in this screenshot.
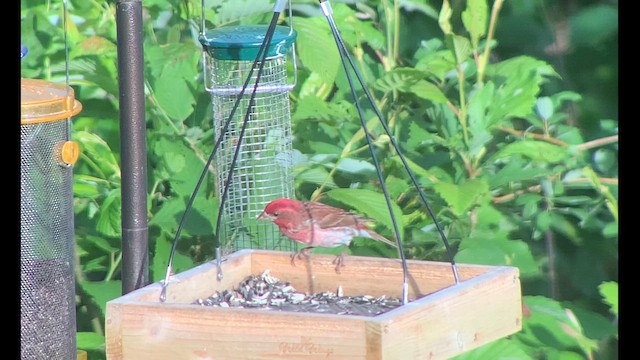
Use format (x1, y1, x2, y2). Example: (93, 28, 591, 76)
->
(20, 78, 81, 359)
(199, 25, 297, 254)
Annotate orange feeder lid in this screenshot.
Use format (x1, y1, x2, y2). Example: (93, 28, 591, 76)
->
(21, 78, 82, 124)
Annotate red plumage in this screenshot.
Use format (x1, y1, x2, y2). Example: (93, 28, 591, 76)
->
(257, 198, 396, 270)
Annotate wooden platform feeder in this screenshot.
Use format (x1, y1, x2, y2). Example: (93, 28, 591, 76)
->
(106, 249, 522, 359)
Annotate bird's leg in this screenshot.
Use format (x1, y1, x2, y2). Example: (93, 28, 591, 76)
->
(332, 252, 346, 273)
(291, 247, 313, 267)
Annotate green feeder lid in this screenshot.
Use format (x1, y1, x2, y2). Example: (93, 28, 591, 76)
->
(199, 25, 296, 61)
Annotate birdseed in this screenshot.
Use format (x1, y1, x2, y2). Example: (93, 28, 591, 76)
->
(193, 269, 403, 316)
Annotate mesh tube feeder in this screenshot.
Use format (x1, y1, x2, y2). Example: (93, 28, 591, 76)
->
(199, 24, 298, 255)
(20, 77, 82, 359)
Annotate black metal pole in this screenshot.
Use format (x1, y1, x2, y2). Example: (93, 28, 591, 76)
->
(116, 0, 149, 294)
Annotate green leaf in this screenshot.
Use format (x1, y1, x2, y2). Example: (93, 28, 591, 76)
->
(294, 17, 341, 84)
(20, 10, 64, 67)
(466, 82, 495, 153)
(461, 0, 488, 49)
(74, 179, 102, 198)
(410, 80, 449, 103)
(215, 0, 272, 25)
(298, 72, 334, 100)
(152, 135, 208, 199)
(186, 195, 218, 237)
(399, 0, 439, 19)
(84, 234, 119, 254)
(331, 4, 385, 51)
(438, 0, 453, 35)
(154, 71, 196, 121)
(415, 46, 457, 81)
(79, 280, 123, 319)
(296, 166, 337, 188)
(475, 202, 506, 228)
(144, 0, 173, 6)
(325, 188, 404, 234)
(78, 255, 108, 273)
(489, 160, 554, 188)
(146, 43, 199, 121)
(551, 91, 583, 107)
(350, 236, 398, 258)
(451, 338, 533, 360)
(383, 175, 412, 201)
(151, 234, 195, 282)
(96, 189, 122, 237)
(293, 96, 352, 122)
(486, 56, 559, 124)
(535, 96, 554, 120)
(310, 153, 339, 165)
(467, 81, 494, 130)
(76, 332, 105, 351)
(390, 155, 451, 186)
(581, 166, 618, 223)
(74, 131, 121, 182)
(456, 230, 539, 277)
(552, 195, 597, 206)
(432, 178, 490, 216)
(593, 148, 617, 173)
(518, 296, 599, 353)
(535, 211, 552, 232)
(336, 158, 376, 176)
(548, 351, 590, 360)
(565, 301, 618, 340)
(518, 193, 542, 219)
(374, 67, 425, 92)
(405, 121, 435, 152)
(149, 197, 184, 234)
(488, 56, 559, 80)
(602, 222, 618, 238)
(70, 36, 117, 58)
(491, 140, 569, 163)
(598, 281, 618, 317)
(445, 34, 473, 65)
(549, 212, 579, 242)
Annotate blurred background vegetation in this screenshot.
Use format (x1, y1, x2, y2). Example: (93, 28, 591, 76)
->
(21, 0, 617, 358)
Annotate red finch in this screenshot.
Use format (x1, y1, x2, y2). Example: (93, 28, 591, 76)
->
(257, 198, 397, 271)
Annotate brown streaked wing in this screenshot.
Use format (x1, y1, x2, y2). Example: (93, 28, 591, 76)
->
(303, 201, 375, 229)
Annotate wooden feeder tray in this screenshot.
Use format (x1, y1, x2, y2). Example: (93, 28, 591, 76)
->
(106, 249, 522, 359)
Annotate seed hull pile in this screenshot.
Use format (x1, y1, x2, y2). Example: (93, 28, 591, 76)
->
(193, 270, 403, 317)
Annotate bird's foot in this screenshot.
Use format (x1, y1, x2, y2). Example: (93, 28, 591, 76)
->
(332, 253, 346, 273)
(290, 247, 312, 267)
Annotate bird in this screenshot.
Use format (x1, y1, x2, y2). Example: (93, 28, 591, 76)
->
(257, 198, 397, 271)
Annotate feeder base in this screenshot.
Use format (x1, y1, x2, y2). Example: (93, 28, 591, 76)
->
(106, 249, 522, 359)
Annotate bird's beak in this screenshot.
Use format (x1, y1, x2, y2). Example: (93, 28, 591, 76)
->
(256, 211, 273, 221)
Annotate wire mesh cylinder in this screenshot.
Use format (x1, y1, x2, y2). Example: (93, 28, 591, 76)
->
(201, 25, 297, 254)
(21, 78, 81, 360)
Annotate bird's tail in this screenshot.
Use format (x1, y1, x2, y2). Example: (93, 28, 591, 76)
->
(362, 228, 398, 248)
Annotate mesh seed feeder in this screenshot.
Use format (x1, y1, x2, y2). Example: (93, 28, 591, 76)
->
(21, 77, 81, 359)
(199, 24, 297, 254)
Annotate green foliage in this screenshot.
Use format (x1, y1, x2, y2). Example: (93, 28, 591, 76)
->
(21, 0, 617, 359)
(325, 188, 405, 233)
(599, 281, 618, 318)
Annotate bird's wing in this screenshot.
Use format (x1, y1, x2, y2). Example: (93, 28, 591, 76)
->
(303, 201, 397, 248)
(303, 201, 374, 229)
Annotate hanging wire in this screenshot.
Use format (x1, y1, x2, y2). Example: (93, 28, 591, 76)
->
(318, 0, 460, 288)
(319, 0, 407, 304)
(160, 1, 287, 302)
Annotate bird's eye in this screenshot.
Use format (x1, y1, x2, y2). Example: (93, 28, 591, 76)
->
(273, 211, 280, 216)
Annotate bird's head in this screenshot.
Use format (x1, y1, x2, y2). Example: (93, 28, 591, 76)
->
(257, 198, 303, 225)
